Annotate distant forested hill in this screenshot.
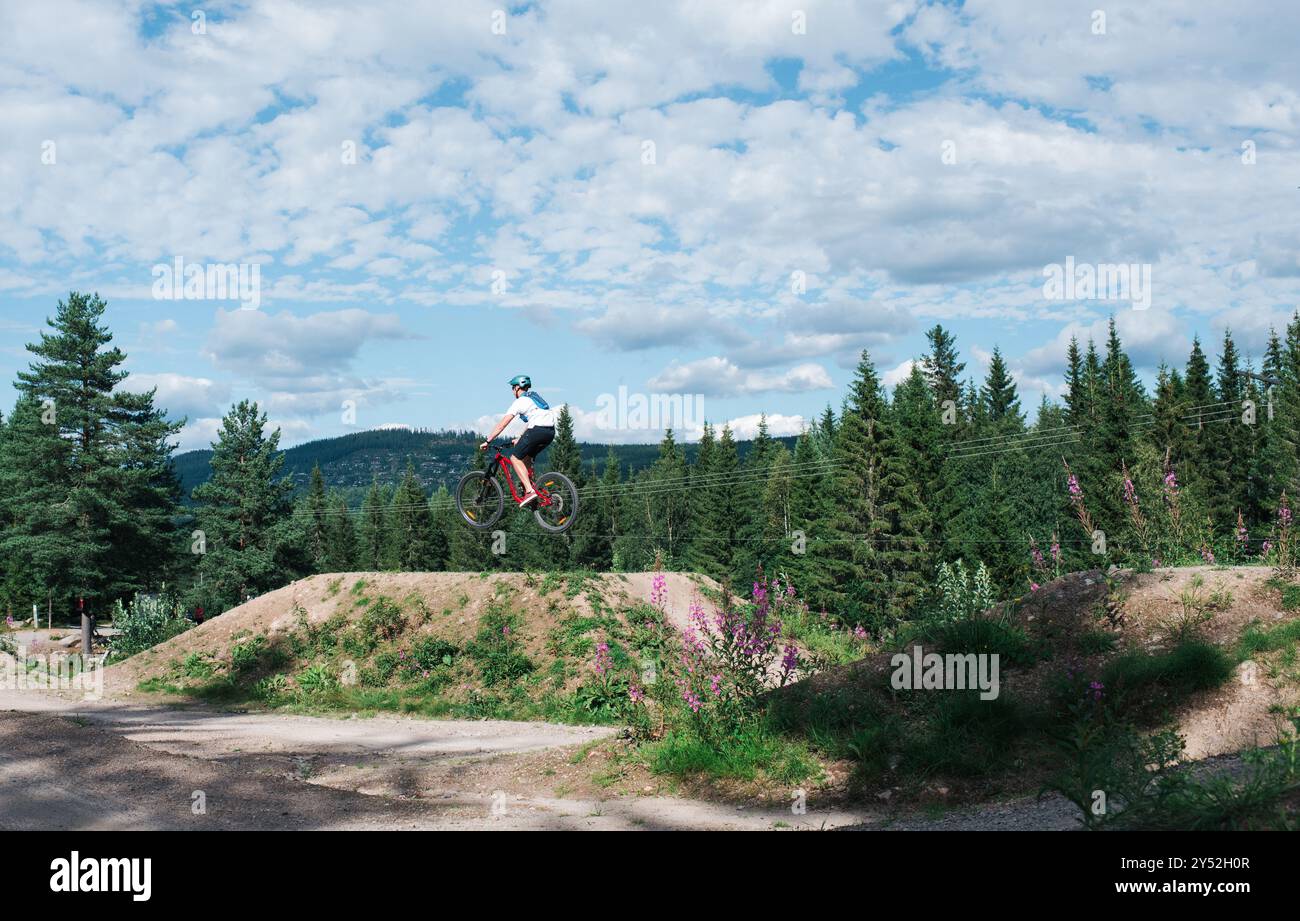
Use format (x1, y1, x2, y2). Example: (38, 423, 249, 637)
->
(172, 426, 786, 504)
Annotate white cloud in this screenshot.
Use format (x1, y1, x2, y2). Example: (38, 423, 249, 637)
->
(648, 357, 832, 396)
(119, 372, 230, 421)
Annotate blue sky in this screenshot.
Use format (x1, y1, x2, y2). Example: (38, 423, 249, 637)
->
(2, 1, 1298, 450)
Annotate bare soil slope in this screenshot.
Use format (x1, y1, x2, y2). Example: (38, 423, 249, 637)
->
(107, 571, 720, 696)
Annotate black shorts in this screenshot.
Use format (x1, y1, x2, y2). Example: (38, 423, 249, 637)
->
(512, 425, 554, 462)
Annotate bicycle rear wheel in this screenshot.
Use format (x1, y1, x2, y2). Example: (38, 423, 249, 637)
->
(532, 471, 578, 534)
(455, 470, 504, 529)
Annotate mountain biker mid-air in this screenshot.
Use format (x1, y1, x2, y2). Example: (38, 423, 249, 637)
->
(479, 374, 555, 507)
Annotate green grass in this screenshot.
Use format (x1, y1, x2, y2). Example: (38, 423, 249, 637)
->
(904, 617, 1038, 668)
(1100, 638, 1235, 719)
(641, 722, 820, 785)
(1238, 618, 1300, 657)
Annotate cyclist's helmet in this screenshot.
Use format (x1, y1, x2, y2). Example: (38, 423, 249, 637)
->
(508, 374, 531, 390)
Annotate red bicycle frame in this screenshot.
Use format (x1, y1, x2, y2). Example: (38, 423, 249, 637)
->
(489, 449, 556, 507)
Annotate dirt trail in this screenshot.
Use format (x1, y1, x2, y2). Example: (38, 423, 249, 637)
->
(0, 691, 894, 830)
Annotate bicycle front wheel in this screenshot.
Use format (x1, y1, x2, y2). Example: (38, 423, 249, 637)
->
(532, 471, 578, 534)
(455, 470, 504, 529)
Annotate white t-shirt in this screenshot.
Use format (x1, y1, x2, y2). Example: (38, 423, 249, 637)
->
(507, 393, 557, 428)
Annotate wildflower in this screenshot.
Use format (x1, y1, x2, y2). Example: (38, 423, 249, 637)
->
(853, 624, 868, 641)
(709, 673, 723, 696)
(1030, 582, 1040, 592)
(650, 572, 668, 609)
(781, 645, 799, 674)
(593, 641, 611, 676)
(628, 684, 644, 704)
(1201, 545, 1216, 565)
(1088, 681, 1104, 701)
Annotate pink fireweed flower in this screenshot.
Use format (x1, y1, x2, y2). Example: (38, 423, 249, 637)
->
(593, 641, 611, 676)
(709, 673, 723, 696)
(1261, 541, 1272, 557)
(1088, 681, 1105, 701)
(781, 645, 799, 674)
(1123, 477, 1137, 507)
(502, 626, 510, 637)
(853, 624, 868, 641)
(650, 572, 667, 609)
(1050, 536, 1061, 563)
(1201, 546, 1216, 565)
(1068, 474, 1082, 499)
(1030, 582, 1040, 592)
(628, 684, 644, 703)
(1280, 501, 1293, 528)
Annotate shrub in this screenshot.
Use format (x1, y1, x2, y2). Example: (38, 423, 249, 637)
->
(467, 603, 533, 686)
(297, 663, 335, 695)
(360, 597, 406, 641)
(399, 636, 458, 680)
(229, 635, 266, 673)
(108, 593, 191, 661)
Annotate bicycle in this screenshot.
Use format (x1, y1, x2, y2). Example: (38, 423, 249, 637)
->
(454, 439, 579, 534)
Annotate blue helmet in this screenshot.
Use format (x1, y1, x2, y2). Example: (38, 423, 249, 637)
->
(508, 374, 531, 390)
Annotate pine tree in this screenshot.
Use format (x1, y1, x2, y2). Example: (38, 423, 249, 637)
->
(15, 292, 183, 612)
(191, 401, 298, 612)
(0, 395, 78, 614)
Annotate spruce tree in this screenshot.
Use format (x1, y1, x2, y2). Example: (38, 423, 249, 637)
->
(191, 400, 298, 611)
(303, 464, 329, 572)
(357, 481, 390, 570)
(922, 324, 965, 408)
(1213, 329, 1252, 527)
(325, 491, 357, 571)
(388, 462, 435, 571)
(549, 405, 581, 478)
